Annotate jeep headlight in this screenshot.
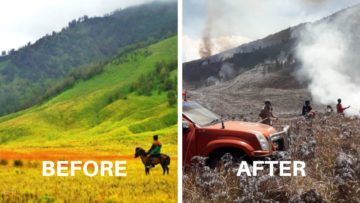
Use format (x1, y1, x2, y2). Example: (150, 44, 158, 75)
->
(255, 133, 269, 151)
(270, 135, 281, 142)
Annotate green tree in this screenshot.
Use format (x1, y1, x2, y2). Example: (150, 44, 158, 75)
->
(8, 49, 15, 55)
(167, 90, 176, 107)
(164, 78, 173, 91)
(159, 67, 170, 83)
(130, 82, 138, 92)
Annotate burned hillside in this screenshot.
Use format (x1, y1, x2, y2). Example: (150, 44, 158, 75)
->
(183, 3, 360, 91)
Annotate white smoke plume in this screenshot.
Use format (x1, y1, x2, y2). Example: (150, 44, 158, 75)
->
(295, 5, 360, 115)
(219, 62, 236, 82)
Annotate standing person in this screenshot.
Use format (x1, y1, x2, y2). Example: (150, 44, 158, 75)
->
(259, 100, 278, 125)
(302, 100, 313, 116)
(336, 98, 350, 114)
(146, 135, 162, 168)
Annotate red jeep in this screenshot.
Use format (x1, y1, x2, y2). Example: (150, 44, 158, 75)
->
(182, 97, 290, 167)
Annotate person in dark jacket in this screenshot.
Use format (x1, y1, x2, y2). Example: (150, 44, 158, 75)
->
(146, 135, 162, 168)
(302, 100, 312, 116)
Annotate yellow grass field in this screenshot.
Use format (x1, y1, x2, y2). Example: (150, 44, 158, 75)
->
(0, 148, 178, 203)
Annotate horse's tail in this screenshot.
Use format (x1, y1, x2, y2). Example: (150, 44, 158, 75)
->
(166, 156, 170, 166)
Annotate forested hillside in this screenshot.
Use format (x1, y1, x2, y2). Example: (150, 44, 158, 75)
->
(0, 36, 178, 148)
(0, 1, 177, 116)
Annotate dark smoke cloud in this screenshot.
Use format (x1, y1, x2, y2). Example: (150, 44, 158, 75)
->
(199, 20, 213, 58)
(199, 1, 223, 58)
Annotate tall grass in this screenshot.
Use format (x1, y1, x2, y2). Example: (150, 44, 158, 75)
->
(1, 159, 178, 202)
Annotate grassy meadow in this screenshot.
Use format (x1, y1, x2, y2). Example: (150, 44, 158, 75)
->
(0, 151, 178, 203)
(0, 37, 178, 202)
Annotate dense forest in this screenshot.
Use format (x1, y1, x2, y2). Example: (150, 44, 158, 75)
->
(0, 1, 177, 116)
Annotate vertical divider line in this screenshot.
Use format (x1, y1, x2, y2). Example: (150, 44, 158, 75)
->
(177, 0, 183, 202)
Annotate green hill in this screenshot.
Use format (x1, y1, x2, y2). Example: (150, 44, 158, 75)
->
(0, 36, 178, 153)
(0, 1, 177, 117)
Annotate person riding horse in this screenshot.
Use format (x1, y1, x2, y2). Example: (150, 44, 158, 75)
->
(134, 147, 170, 175)
(146, 135, 162, 168)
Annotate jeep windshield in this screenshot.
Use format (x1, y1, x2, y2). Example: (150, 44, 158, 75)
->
(183, 102, 221, 127)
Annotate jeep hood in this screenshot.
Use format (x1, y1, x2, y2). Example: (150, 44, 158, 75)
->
(206, 121, 277, 136)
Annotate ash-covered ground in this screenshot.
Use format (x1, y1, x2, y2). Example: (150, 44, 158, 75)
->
(183, 65, 360, 203)
(183, 114, 360, 202)
(185, 65, 327, 120)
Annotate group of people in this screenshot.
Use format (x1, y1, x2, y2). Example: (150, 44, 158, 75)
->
(259, 98, 350, 125)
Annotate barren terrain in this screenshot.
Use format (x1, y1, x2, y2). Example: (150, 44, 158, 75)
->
(185, 65, 326, 121)
(183, 56, 360, 203)
(183, 114, 360, 202)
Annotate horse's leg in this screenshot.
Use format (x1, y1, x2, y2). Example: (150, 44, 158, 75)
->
(145, 167, 147, 175)
(161, 164, 166, 175)
(166, 157, 170, 175)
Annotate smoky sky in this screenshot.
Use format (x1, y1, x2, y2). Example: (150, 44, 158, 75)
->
(183, 0, 360, 62)
(184, 0, 360, 40)
(0, 0, 173, 53)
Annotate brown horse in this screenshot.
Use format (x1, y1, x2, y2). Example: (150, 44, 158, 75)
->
(134, 147, 170, 175)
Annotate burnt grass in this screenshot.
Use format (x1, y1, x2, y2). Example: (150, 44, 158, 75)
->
(183, 113, 360, 202)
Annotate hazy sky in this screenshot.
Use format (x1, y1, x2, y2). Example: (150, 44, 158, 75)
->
(183, 0, 360, 62)
(0, 0, 170, 53)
